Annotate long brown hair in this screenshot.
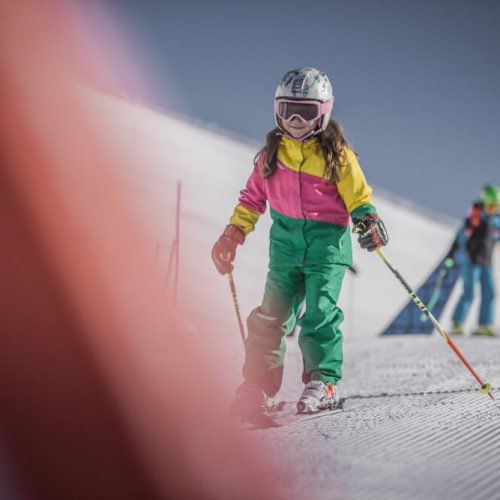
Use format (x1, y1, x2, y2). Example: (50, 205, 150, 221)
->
(259, 120, 350, 184)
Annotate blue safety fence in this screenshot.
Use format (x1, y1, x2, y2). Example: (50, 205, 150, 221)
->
(380, 258, 461, 335)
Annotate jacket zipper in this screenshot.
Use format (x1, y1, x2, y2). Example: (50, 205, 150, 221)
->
(298, 141, 306, 264)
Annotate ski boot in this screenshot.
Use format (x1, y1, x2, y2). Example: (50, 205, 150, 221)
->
(230, 380, 282, 428)
(450, 322, 464, 335)
(472, 325, 496, 337)
(231, 380, 266, 416)
(297, 380, 338, 414)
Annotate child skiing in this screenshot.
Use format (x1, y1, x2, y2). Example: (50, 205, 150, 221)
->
(447, 184, 500, 336)
(211, 68, 388, 416)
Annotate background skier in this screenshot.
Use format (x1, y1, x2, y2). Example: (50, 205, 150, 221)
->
(447, 184, 500, 336)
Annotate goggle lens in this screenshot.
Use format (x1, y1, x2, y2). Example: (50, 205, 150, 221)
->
(277, 100, 321, 122)
(484, 203, 500, 213)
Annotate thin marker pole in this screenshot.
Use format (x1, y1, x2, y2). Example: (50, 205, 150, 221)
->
(164, 240, 176, 291)
(174, 182, 181, 304)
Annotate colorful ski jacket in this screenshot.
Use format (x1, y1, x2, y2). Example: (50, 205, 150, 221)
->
(229, 135, 377, 266)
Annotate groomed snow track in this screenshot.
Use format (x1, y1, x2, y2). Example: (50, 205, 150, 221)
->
(261, 336, 500, 500)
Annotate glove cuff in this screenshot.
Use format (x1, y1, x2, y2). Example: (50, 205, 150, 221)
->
(223, 224, 245, 245)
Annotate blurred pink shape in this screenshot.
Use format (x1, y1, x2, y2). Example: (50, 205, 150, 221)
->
(0, 1, 284, 498)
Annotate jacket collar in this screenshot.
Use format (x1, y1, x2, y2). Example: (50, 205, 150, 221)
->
(280, 134, 319, 149)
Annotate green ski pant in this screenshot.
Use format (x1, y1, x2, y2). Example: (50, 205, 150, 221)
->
(243, 263, 347, 396)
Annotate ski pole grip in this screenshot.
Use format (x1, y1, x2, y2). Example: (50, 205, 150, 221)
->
(351, 217, 366, 234)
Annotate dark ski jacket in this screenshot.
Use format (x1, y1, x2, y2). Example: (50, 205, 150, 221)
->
(446, 202, 500, 266)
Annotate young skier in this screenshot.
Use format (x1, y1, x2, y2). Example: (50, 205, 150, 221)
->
(447, 184, 500, 336)
(212, 68, 389, 415)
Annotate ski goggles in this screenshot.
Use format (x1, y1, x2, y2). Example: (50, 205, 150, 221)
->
(275, 98, 333, 123)
(484, 203, 500, 214)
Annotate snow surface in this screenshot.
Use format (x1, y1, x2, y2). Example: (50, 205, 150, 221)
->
(83, 87, 500, 500)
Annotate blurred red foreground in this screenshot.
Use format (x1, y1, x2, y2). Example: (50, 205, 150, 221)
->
(0, 1, 282, 499)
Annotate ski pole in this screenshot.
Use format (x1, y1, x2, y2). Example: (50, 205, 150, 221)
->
(375, 248, 494, 400)
(227, 272, 246, 345)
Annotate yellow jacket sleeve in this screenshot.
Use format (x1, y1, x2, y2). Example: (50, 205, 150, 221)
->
(336, 147, 376, 218)
(229, 204, 262, 235)
(228, 157, 268, 235)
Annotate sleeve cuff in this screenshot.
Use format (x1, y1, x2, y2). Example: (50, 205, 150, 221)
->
(350, 203, 377, 220)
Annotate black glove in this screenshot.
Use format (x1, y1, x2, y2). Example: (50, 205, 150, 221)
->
(352, 213, 389, 252)
(211, 225, 245, 274)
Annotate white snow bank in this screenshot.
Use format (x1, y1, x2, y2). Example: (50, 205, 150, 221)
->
(82, 86, 500, 338)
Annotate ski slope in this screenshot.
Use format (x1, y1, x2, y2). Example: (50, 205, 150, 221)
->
(82, 87, 500, 500)
(83, 86, 499, 337)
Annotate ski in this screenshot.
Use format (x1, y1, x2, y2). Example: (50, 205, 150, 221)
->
(234, 398, 346, 430)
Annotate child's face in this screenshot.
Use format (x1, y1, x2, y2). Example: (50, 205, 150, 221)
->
(280, 116, 318, 139)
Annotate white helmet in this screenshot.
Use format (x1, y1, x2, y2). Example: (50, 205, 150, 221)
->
(274, 67, 334, 134)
